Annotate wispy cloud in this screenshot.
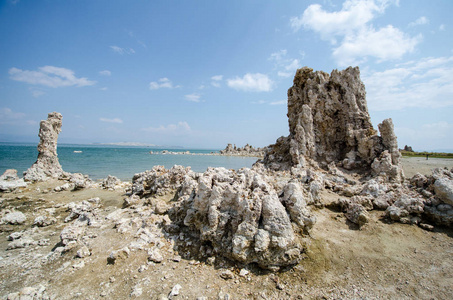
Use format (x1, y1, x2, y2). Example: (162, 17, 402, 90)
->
(100, 117, 123, 124)
(269, 50, 301, 77)
(110, 45, 135, 55)
(30, 88, 45, 98)
(9, 66, 96, 88)
(292, 0, 420, 66)
(269, 49, 287, 61)
(409, 16, 429, 27)
(252, 99, 286, 105)
(0, 107, 36, 125)
(185, 93, 201, 102)
(149, 78, 178, 90)
(227, 73, 273, 92)
(142, 121, 191, 134)
(99, 70, 111, 76)
(363, 56, 453, 110)
(211, 75, 223, 87)
(270, 100, 286, 105)
(0, 107, 25, 122)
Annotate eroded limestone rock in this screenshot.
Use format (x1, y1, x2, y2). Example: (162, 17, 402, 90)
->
(24, 112, 64, 182)
(261, 67, 403, 181)
(0, 169, 27, 192)
(167, 167, 314, 269)
(132, 165, 194, 197)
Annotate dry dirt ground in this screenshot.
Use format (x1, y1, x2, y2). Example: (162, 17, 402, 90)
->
(1, 160, 452, 300)
(400, 156, 453, 178)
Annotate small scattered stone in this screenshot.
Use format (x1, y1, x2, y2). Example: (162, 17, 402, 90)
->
(169, 284, 182, 297)
(239, 268, 249, 277)
(2, 211, 26, 225)
(420, 223, 434, 231)
(148, 248, 164, 263)
(76, 246, 91, 258)
(220, 269, 234, 280)
(130, 285, 143, 297)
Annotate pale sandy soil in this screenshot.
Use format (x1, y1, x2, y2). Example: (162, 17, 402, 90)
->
(1, 160, 452, 299)
(401, 156, 453, 178)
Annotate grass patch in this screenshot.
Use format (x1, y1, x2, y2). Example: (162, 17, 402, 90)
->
(401, 150, 453, 159)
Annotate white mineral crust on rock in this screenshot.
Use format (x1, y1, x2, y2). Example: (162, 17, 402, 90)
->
(261, 67, 403, 182)
(24, 112, 64, 182)
(169, 167, 312, 269)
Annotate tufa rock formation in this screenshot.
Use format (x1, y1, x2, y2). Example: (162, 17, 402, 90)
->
(131, 165, 316, 270)
(220, 143, 265, 157)
(24, 112, 64, 182)
(261, 67, 402, 181)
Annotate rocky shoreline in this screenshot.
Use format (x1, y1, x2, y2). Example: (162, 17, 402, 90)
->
(149, 144, 265, 158)
(1, 66, 452, 299)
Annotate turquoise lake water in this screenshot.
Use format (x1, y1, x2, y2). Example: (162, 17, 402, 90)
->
(0, 143, 259, 181)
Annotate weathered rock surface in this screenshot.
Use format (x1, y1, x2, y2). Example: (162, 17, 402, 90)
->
(0, 169, 27, 192)
(414, 168, 453, 226)
(102, 175, 121, 190)
(260, 67, 403, 182)
(24, 112, 64, 182)
(132, 165, 194, 197)
(220, 143, 265, 157)
(166, 167, 314, 269)
(2, 211, 27, 225)
(6, 285, 49, 300)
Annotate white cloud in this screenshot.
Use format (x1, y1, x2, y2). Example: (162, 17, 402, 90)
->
(99, 70, 111, 76)
(9, 66, 96, 88)
(211, 75, 223, 87)
(252, 100, 268, 105)
(439, 24, 446, 31)
(0, 107, 25, 122)
(363, 56, 453, 110)
(269, 50, 302, 77)
(270, 100, 287, 106)
(110, 46, 135, 55)
(30, 88, 45, 98)
(149, 78, 177, 90)
(185, 93, 201, 102)
(332, 26, 420, 66)
(292, 0, 419, 66)
(142, 121, 191, 134)
(251, 99, 286, 105)
(100, 87, 108, 91)
(409, 16, 429, 27)
(227, 73, 273, 92)
(269, 50, 287, 62)
(100, 117, 123, 124)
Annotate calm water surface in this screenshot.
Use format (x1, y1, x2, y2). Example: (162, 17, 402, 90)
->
(0, 143, 259, 181)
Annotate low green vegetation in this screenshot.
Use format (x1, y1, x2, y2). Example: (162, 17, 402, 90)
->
(400, 150, 453, 159)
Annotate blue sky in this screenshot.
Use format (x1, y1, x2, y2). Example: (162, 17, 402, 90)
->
(0, 0, 452, 150)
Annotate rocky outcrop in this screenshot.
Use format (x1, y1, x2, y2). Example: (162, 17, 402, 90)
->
(167, 167, 314, 270)
(403, 145, 414, 152)
(24, 112, 64, 182)
(414, 168, 453, 227)
(220, 143, 265, 157)
(260, 67, 403, 182)
(132, 165, 194, 197)
(0, 169, 27, 192)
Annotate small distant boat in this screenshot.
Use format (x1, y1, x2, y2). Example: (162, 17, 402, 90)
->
(73, 150, 83, 153)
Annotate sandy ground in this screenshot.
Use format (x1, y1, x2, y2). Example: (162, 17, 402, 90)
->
(401, 156, 453, 178)
(1, 160, 452, 299)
